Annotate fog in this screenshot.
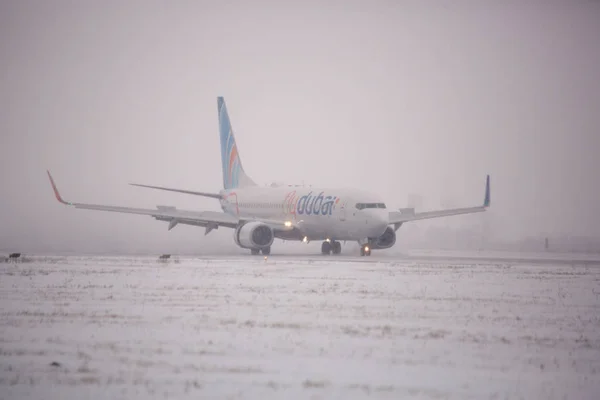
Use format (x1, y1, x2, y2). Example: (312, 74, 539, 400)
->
(1, 0, 599, 254)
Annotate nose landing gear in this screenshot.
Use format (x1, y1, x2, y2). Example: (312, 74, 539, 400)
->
(360, 244, 372, 256)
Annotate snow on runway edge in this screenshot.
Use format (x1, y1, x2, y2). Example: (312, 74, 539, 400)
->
(1, 255, 599, 399)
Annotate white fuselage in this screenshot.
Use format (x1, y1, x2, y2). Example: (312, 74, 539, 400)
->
(218, 186, 389, 241)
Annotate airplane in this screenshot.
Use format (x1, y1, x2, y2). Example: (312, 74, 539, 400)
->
(47, 96, 491, 256)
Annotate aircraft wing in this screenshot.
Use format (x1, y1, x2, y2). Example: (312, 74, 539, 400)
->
(129, 183, 222, 199)
(389, 175, 491, 225)
(47, 171, 295, 234)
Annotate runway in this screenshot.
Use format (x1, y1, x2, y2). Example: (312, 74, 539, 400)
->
(1, 252, 599, 399)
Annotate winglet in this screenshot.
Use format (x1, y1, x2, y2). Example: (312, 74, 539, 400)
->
(46, 170, 72, 205)
(483, 174, 491, 208)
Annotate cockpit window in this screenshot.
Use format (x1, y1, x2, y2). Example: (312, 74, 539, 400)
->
(355, 203, 386, 210)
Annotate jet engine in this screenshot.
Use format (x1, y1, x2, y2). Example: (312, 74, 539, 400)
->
(234, 222, 274, 249)
(369, 226, 397, 249)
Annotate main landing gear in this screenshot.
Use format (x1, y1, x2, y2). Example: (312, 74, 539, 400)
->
(250, 247, 270, 255)
(360, 244, 372, 257)
(321, 240, 342, 255)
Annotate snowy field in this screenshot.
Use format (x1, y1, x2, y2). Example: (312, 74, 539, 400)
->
(1, 253, 599, 399)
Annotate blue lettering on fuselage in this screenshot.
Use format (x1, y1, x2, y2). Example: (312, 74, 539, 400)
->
(296, 191, 338, 216)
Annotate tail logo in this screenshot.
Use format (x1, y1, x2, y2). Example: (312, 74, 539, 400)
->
(217, 97, 256, 190)
(218, 98, 242, 190)
(228, 143, 240, 189)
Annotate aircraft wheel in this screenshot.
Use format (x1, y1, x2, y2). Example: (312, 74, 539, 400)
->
(321, 241, 332, 255)
(261, 247, 271, 255)
(332, 241, 342, 255)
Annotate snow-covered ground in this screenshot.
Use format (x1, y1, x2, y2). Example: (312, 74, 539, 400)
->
(1, 254, 599, 399)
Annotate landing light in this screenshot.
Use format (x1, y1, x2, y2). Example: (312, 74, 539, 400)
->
(302, 236, 308, 243)
(365, 246, 370, 252)
(325, 238, 331, 243)
(284, 221, 292, 227)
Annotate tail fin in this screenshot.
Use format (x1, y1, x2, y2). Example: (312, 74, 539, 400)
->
(217, 96, 256, 190)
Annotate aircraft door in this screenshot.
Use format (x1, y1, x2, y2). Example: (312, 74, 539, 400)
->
(339, 202, 347, 221)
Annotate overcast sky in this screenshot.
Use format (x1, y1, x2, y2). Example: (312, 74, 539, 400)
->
(1, 0, 599, 254)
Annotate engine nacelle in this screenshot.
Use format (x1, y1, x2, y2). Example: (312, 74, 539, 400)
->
(369, 226, 397, 249)
(234, 222, 274, 249)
